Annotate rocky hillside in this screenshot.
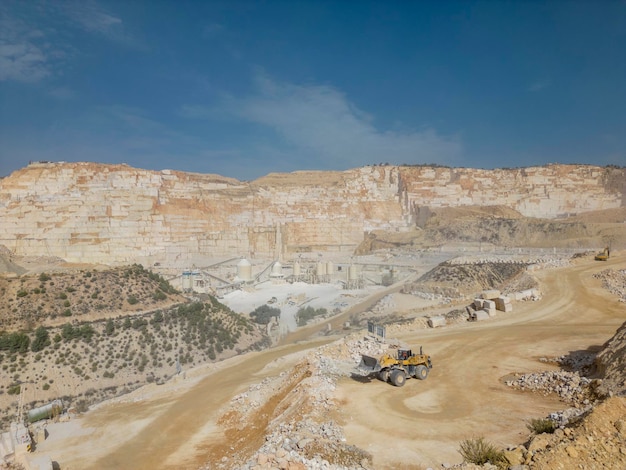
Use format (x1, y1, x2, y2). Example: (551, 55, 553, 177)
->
(0, 262, 186, 329)
(594, 323, 626, 398)
(0, 162, 623, 265)
(0, 254, 271, 431)
(356, 205, 626, 253)
(0, 295, 269, 430)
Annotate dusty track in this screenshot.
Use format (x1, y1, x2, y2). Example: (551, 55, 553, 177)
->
(338, 253, 626, 468)
(36, 254, 625, 469)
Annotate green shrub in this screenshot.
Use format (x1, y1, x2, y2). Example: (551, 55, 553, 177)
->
(0, 332, 30, 353)
(105, 319, 115, 336)
(458, 437, 507, 468)
(42, 383, 50, 391)
(7, 384, 20, 395)
(527, 417, 557, 434)
(39, 273, 51, 282)
(153, 290, 167, 301)
(31, 326, 50, 352)
(74, 400, 88, 413)
(127, 295, 138, 305)
(249, 305, 280, 325)
(296, 306, 328, 327)
(16, 290, 28, 298)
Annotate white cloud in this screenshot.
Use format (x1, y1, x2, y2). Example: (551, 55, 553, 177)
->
(66, 5, 122, 34)
(0, 1, 141, 83)
(183, 75, 462, 169)
(202, 23, 225, 38)
(48, 86, 75, 99)
(0, 42, 49, 82)
(61, 0, 143, 49)
(0, 6, 51, 82)
(529, 79, 550, 92)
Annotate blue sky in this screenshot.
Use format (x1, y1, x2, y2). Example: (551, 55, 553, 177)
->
(1, 1, 625, 180)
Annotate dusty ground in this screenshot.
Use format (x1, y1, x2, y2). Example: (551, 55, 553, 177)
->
(29, 252, 626, 469)
(337, 252, 626, 468)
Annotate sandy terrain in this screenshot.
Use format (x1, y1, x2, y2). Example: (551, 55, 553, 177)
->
(30, 252, 626, 469)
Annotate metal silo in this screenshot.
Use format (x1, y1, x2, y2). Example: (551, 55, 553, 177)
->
(326, 261, 334, 275)
(270, 261, 283, 277)
(237, 258, 252, 281)
(182, 271, 192, 291)
(316, 262, 326, 276)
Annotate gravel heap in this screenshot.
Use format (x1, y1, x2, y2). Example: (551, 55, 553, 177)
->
(593, 268, 626, 302)
(505, 370, 592, 406)
(505, 352, 600, 431)
(207, 335, 388, 470)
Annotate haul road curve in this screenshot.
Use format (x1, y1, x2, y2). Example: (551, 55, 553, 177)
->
(37, 253, 625, 469)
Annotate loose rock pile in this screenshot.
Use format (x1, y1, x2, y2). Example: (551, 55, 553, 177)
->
(506, 370, 592, 406)
(593, 268, 626, 302)
(528, 397, 626, 469)
(205, 335, 388, 470)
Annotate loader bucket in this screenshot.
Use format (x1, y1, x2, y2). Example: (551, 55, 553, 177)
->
(358, 355, 381, 374)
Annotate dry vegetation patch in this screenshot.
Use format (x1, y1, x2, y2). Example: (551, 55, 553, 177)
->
(0, 271, 270, 430)
(0, 264, 186, 329)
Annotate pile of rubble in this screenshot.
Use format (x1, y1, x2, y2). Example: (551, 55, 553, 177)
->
(501, 332, 626, 469)
(539, 352, 596, 374)
(593, 268, 626, 302)
(205, 335, 387, 470)
(244, 419, 371, 470)
(524, 397, 626, 469)
(506, 370, 592, 406)
(505, 353, 600, 434)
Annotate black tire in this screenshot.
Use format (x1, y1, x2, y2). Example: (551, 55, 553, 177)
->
(415, 365, 429, 380)
(378, 369, 390, 382)
(390, 369, 406, 387)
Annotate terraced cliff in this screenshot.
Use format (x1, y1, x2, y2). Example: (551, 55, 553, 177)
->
(0, 162, 623, 265)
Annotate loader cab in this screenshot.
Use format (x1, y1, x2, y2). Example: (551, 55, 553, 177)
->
(398, 349, 412, 360)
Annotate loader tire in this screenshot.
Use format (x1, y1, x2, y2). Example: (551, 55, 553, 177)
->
(390, 370, 406, 387)
(415, 365, 429, 380)
(378, 370, 390, 382)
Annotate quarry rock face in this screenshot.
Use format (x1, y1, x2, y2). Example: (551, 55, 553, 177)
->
(0, 162, 623, 265)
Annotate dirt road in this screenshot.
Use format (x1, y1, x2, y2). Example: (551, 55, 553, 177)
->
(337, 253, 626, 468)
(35, 254, 625, 469)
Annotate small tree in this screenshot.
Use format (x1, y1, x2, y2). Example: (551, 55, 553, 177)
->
(249, 305, 280, 325)
(31, 326, 50, 352)
(105, 319, 115, 336)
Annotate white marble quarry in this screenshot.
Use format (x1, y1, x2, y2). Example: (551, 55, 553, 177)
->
(0, 162, 623, 265)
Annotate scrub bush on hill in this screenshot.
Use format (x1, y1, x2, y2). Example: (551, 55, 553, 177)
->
(296, 306, 328, 326)
(249, 305, 281, 325)
(458, 437, 507, 468)
(0, 331, 30, 353)
(0, 297, 269, 428)
(31, 326, 50, 352)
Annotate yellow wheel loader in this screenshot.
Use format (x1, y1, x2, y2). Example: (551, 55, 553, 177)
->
(358, 347, 432, 387)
